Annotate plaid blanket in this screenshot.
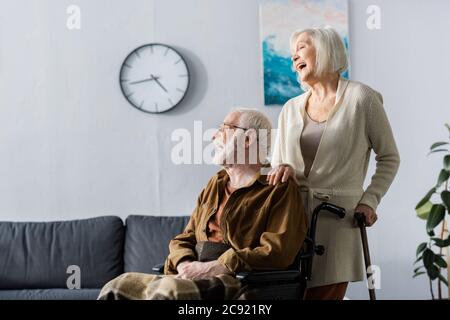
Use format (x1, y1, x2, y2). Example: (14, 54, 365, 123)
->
(97, 272, 244, 300)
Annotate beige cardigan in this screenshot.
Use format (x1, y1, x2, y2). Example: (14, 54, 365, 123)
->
(271, 76, 400, 287)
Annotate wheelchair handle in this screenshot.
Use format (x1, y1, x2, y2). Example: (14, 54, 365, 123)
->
(308, 202, 346, 239)
(299, 202, 346, 281)
(320, 202, 346, 219)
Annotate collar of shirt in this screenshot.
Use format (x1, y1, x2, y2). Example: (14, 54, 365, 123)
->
(216, 168, 268, 188)
(212, 169, 268, 212)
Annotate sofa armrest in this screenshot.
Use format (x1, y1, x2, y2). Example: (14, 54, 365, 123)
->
(152, 263, 165, 274)
(235, 270, 301, 284)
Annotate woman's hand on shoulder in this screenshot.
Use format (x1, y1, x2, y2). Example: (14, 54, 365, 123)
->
(267, 164, 297, 185)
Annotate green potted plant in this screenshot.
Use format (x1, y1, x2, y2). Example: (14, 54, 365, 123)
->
(414, 124, 450, 299)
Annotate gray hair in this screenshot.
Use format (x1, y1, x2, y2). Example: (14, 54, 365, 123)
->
(290, 26, 348, 87)
(231, 107, 273, 154)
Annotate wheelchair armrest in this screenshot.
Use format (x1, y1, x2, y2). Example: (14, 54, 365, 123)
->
(236, 270, 301, 284)
(152, 263, 300, 284)
(152, 263, 165, 274)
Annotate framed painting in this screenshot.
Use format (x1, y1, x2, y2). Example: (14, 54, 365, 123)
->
(260, 0, 350, 106)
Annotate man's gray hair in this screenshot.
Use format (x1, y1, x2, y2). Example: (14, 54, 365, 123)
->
(232, 107, 273, 154)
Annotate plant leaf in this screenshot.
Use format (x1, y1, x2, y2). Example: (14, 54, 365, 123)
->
(416, 201, 433, 220)
(434, 255, 448, 268)
(414, 266, 423, 273)
(426, 204, 446, 234)
(415, 188, 436, 210)
(428, 149, 449, 155)
(413, 271, 426, 278)
(416, 242, 427, 256)
(432, 236, 450, 247)
(423, 249, 435, 269)
(444, 155, 450, 171)
(414, 255, 423, 264)
(431, 142, 449, 150)
(441, 190, 450, 211)
(436, 169, 450, 188)
(427, 265, 440, 280)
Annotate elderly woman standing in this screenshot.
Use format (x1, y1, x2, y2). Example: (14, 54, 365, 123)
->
(267, 27, 400, 300)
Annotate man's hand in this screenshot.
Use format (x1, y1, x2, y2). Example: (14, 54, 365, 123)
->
(176, 261, 192, 275)
(354, 203, 377, 227)
(176, 260, 231, 280)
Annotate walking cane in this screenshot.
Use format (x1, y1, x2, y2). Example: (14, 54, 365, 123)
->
(354, 212, 377, 300)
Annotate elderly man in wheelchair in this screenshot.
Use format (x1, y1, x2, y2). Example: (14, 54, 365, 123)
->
(98, 108, 345, 300)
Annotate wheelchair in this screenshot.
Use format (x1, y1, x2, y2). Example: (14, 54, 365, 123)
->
(153, 202, 346, 300)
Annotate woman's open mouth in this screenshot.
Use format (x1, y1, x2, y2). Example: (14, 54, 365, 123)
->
(297, 62, 307, 71)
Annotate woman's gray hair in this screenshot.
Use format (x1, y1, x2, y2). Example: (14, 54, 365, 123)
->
(290, 26, 348, 88)
(232, 107, 273, 154)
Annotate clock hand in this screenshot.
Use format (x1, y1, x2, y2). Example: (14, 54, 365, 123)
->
(129, 77, 155, 85)
(150, 74, 168, 93)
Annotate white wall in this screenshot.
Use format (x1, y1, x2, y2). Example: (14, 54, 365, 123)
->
(1, 0, 449, 299)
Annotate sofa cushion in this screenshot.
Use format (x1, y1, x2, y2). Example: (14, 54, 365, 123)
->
(0, 216, 124, 289)
(0, 289, 100, 300)
(124, 215, 190, 273)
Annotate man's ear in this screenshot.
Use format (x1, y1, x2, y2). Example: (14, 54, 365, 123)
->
(245, 128, 258, 149)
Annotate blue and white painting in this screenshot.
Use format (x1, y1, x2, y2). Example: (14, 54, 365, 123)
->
(260, 0, 350, 106)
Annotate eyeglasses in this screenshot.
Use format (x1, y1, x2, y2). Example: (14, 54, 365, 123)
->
(218, 123, 249, 132)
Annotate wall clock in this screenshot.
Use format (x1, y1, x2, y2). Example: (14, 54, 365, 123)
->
(119, 43, 190, 113)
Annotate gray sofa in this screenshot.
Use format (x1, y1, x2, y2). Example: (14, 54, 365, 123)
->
(0, 215, 190, 300)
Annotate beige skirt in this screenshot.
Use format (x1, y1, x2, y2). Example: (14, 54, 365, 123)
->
(299, 186, 365, 288)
